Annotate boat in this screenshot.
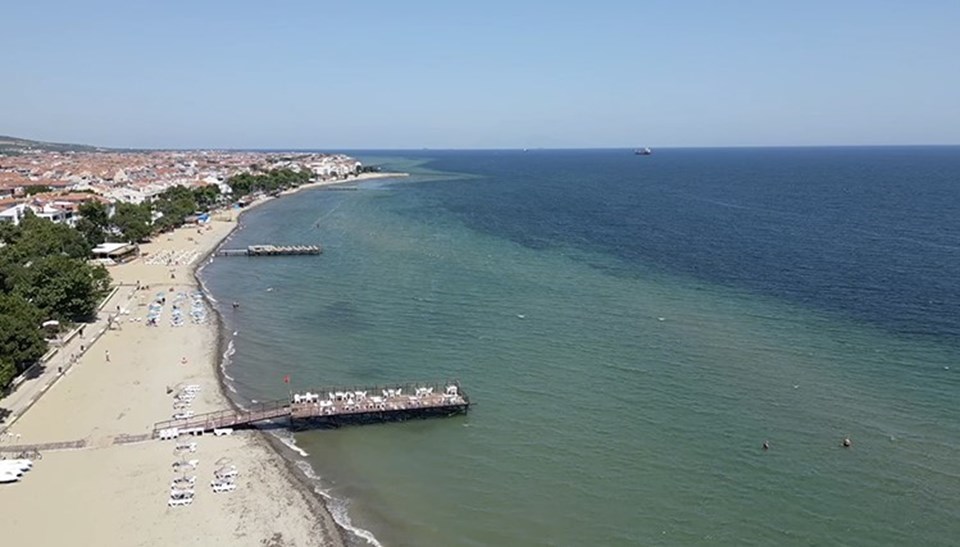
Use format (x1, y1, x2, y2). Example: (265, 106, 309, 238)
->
(635, 147, 652, 156)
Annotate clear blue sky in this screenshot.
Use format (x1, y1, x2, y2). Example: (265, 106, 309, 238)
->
(4, 0, 959, 149)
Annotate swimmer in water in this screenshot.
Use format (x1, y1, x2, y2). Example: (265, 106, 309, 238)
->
(762, 441, 770, 450)
(842, 437, 852, 448)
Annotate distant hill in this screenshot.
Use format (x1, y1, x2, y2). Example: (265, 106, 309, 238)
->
(0, 135, 108, 155)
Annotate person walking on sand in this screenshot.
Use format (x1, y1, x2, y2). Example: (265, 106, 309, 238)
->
(105, 350, 111, 362)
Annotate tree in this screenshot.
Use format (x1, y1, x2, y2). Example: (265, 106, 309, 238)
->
(0, 293, 47, 385)
(112, 202, 152, 243)
(0, 213, 113, 390)
(4, 213, 90, 262)
(13, 255, 110, 322)
(75, 217, 106, 247)
(78, 200, 110, 229)
(24, 185, 52, 196)
(192, 184, 220, 211)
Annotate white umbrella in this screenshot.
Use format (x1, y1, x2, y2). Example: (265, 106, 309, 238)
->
(41, 320, 60, 328)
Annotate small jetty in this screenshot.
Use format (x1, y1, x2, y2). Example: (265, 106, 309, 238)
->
(152, 380, 469, 437)
(216, 244, 322, 257)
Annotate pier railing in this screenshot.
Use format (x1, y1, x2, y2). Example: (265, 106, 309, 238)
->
(152, 380, 468, 438)
(152, 399, 291, 437)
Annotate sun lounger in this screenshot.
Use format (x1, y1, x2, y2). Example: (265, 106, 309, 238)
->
(0, 472, 20, 483)
(211, 482, 236, 493)
(215, 465, 238, 479)
(0, 460, 31, 472)
(171, 476, 196, 488)
(213, 428, 233, 436)
(0, 467, 25, 478)
(172, 459, 199, 471)
(167, 496, 193, 507)
(172, 411, 195, 420)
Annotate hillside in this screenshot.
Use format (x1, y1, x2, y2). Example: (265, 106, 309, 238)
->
(0, 135, 107, 154)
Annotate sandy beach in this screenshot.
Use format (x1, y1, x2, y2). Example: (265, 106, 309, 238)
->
(0, 173, 404, 545)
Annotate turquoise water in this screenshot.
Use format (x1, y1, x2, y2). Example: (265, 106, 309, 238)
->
(202, 149, 960, 546)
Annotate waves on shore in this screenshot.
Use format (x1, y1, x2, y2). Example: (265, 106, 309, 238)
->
(201, 230, 385, 547)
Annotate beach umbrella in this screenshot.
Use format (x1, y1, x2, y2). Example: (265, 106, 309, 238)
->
(41, 320, 60, 328)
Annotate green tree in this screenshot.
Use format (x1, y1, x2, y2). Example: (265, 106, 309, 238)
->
(112, 202, 152, 243)
(75, 217, 106, 247)
(4, 213, 90, 261)
(23, 185, 52, 196)
(0, 293, 47, 385)
(78, 200, 110, 229)
(192, 184, 220, 211)
(13, 255, 110, 322)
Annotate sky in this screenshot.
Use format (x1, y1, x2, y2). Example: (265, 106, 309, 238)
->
(3, 0, 959, 149)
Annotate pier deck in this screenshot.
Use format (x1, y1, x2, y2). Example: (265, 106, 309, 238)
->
(152, 380, 469, 437)
(216, 244, 321, 257)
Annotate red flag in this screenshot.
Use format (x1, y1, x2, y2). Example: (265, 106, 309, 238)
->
(283, 374, 290, 384)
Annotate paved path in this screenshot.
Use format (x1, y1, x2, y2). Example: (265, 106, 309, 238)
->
(0, 284, 136, 434)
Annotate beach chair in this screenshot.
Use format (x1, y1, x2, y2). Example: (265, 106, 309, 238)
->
(215, 466, 238, 479)
(211, 482, 237, 493)
(171, 477, 196, 489)
(0, 460, 32, 472)
(174, 442, 197, 453)
(167, 496, 193, 507)
(0, 471, 20, 483)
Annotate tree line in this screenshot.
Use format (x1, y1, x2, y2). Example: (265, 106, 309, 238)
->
(0, 215, 110, 390)
(0, 168, 315, 389)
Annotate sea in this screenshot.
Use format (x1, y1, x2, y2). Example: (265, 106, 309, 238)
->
(199, 147, 960, 546)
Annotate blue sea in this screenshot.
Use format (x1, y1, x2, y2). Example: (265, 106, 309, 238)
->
(200, 147, 960, 546)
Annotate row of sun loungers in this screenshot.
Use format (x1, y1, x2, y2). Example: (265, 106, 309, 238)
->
(172, 384, 199, 420)
(163, 387, 240, 508)
(145, 248, 201, 266)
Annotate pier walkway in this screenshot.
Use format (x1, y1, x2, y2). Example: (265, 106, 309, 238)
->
(216, 244, 321, 257)
(152, 380, 469, 438)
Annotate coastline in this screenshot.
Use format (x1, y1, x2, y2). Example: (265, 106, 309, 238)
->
(0, 172, 412, 545)
(197, 172, 409, 546)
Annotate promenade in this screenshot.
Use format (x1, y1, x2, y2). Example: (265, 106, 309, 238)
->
(0, 284, 136, 436)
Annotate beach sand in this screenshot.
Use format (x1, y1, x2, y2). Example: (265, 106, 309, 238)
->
(0, 175, 402, 545)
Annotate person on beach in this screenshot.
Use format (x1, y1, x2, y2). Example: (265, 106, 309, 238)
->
(105, 350, 110, 362)
(79, 326, 85, 338)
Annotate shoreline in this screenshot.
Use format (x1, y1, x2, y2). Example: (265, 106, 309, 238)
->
(192, 215, 351, 546)
(0, 173, 417, 544)
(195, 171, 412, 546)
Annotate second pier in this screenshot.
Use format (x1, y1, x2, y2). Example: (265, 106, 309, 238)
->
(216, 244, 322, 257)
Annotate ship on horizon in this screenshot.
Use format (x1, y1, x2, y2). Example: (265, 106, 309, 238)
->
(635, 147, 652, 156)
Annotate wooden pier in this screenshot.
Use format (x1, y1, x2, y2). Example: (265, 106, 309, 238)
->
(216, 244, 322, 257)
(152, 380, 469, 438)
